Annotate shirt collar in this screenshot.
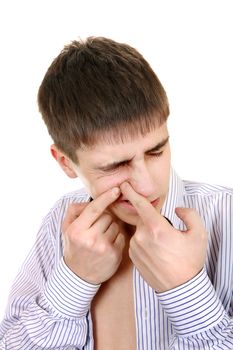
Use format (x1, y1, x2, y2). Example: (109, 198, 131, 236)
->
(161, 168, 185, 229)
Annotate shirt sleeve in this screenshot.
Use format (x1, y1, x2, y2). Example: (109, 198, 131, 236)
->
(157, 268, 233, 349)
(0, 202, 100, 349)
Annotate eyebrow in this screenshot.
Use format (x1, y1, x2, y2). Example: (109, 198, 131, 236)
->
(95, 136, 169, 172)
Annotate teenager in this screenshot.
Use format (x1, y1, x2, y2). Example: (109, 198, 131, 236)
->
(0, 36, 232, 349)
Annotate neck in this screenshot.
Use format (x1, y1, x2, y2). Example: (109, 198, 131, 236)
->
(117, 221, 135, 270)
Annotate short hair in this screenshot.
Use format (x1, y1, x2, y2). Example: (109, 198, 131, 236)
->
(38, 36, 169, 163)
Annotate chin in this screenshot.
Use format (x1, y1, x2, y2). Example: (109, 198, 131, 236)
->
(110, 207, 138, 226)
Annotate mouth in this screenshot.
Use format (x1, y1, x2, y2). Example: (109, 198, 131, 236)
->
(115, 195, 160, 212)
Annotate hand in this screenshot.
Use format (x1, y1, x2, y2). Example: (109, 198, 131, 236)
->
(62, 187, 125, 285)
(120, 182, 208, 293)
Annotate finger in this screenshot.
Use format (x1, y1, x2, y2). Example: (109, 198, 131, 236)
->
(78, 187, 121, 230)
(113, 232, 125, 251)
(120, 182, 161, 228)
(175, 207, 203, 232)
(90, 213, 113, 234)
(104, 222, 120, 242)
(62, 202, 89, 232)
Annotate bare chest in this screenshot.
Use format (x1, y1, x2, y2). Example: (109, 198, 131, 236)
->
(91, 267, 136, 350)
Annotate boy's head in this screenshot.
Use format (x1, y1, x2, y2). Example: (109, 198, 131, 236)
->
(38, 36, 169, 164)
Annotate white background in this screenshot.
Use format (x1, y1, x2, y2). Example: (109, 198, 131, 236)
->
(0, 0, 232, 317)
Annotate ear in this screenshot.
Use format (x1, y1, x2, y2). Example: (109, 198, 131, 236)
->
(50, 144, 77, 178)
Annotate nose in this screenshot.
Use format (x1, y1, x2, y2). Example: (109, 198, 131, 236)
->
(128, 161, 155, 198)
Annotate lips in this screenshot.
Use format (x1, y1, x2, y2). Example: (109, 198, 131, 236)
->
(116, 195, 159, 207)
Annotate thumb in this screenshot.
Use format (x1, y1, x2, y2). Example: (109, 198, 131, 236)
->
(175, 207, 200, 232)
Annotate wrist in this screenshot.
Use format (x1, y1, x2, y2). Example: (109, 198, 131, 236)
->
(156, 268, 225, 336)
(43, 258, 101, 318)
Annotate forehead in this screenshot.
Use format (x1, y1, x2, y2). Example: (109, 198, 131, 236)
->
(76, 123, 168, 163)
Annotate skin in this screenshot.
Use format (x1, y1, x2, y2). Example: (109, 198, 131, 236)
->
(52, 122, 208, 292)
(73, 123, 171, 225)
(120, 182, 207, 292)
(62, 187, 125, 284)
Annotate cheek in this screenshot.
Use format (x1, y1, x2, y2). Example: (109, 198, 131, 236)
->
(160, 159, 171, 188)
(160, 148, 171, 175)
(90, 172, 129, 198)
(150, 153, 171, 190)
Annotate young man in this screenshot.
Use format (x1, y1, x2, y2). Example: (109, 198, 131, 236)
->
(0, 37, 232, 349)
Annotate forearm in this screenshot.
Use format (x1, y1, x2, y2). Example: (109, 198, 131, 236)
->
(169, 314, 232, 349)
(157, 268, 233, 349)
(0, 306, 88, 349)
(0, 259, 100, 349)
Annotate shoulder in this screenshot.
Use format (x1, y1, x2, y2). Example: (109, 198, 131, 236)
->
(182, 180, 233, 237)
(183, 179, 233, 198)
(54, 187, 90, 207)
(182, 179, 233, 220)
(50, 187, 90, 215)
(41, 187, 90, 233)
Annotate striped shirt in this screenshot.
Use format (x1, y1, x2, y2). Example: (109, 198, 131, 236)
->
(0, 169, 233, 349)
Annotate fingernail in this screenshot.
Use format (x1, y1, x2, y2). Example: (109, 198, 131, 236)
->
(120, 182, 128, 191)
(112, 187, 120, 197)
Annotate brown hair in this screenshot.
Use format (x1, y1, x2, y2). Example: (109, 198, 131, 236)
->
(38, 36, 169, 163)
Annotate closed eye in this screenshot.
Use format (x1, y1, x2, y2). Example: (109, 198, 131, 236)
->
(104, 160, 129, 172)
(106, 152, 163, 172)
(95, 137, 169, 173)
(148, 151, 163, 158)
